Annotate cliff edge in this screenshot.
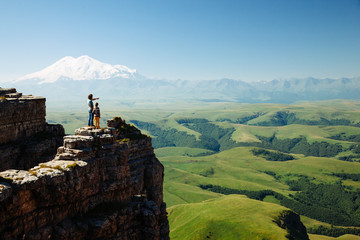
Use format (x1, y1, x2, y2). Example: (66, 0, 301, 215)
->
(0, 88, 64, 171)
(0, 88, 169, 239)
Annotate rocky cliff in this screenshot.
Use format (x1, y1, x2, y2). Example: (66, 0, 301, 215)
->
(0, 89, 169, 239)
(0, 88, 64, 171)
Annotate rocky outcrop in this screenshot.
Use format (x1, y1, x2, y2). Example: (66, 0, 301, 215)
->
(0, 118, 169, 239)
(0, 88, 46, 144)
(0, 88, 65, 171)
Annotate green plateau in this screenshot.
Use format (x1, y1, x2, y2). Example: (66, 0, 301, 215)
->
(47, 99, 360, 240)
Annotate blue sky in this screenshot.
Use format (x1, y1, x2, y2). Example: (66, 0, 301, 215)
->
(0, 0, 359, 82)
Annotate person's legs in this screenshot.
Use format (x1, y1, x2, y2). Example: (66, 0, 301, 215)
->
(90, 112, 94, 126)
(95, 117, 100, 128)
(88, 110, 92, 126)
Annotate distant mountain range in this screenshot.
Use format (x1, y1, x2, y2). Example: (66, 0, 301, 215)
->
(4, 55, 360, 109)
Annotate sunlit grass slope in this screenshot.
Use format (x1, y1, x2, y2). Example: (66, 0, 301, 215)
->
(301, 217, 360, 240)
(309, 234, 360, 240)
(230, 124, 360, 146)
(168, 195, 289, 240)
(155, 147, 214, 157)
(159, 146, 360, 207)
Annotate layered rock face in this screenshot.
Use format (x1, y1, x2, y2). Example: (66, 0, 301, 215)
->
(0, 88, 64, 171)
(0, 117, 169, 239)
(0, 88, 46, 144)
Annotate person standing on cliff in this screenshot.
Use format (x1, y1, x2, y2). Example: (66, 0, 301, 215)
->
(93, 102, 101, 129)
(87, 94, 99, 126)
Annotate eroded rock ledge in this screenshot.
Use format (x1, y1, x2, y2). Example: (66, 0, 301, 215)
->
(0, 88, 64, 171)
(0, 118, 169, 240)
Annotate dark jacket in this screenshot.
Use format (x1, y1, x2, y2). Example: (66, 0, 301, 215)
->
(93, 107, 100, 117)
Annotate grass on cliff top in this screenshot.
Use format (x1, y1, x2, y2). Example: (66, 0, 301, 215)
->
(168, 194, 289, 240)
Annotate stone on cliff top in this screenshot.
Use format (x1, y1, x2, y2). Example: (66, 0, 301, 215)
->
(42, 160, 87, 169)
(56, 147, 95, 160)
(75, 127, 115, 137)
(0, 182, 12, 200)
(63, 135, 94, 149)
(5, 92, 22, 98)
(99, 134, 115, 145)
(0, 169, 38, 185)
(0, 88, 16, 96)
(107, 117, 146, 141)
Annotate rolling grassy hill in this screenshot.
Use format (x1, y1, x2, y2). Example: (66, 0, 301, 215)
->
(156, 146, 360, 207)
(309, 235, 360, 240)
(168, 195, 292, 240)
(158, 146, 360, 239)
(46, 100, 360, 239)
(168, 195, 360, 240)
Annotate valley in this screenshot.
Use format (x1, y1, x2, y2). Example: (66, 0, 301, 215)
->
(47, 99, 360, 240)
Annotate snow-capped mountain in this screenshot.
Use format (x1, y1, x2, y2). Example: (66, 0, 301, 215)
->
(4, 55, 360, 110)
(15, 55, 137, 84)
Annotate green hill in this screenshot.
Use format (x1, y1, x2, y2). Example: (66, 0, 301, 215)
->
(158, 146, 360, 207)
(46, 100, 360, 238)
(159, 145, 360, 237)
(168, 195, 307, 240)
(309, 234, 360, 240)
(168, 195, 360, 240)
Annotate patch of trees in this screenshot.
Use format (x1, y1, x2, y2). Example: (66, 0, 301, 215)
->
(329, 135, 360, 161)
(331, 173, 360, 181)
(290, 138, 343, 157)
(273, 210, 310, 240)
(256, 135, 343, 157)
(131, 120, 234, 151)
(354, 148, 360, 155)
(176, 118, 209, 124)
(263, 170, 282, 180)
(198, 184, 281, 201)
(254, 111, 297, 126)
(251, 148, 295, 161)
(351, 144, 360, 154)
(200, 176, 360, 227)
(199, 167, 215, 177)
(253, 111, 353, 127)
(284, 177, 360, 226)
(216, 112, 265, 124)
(330, 133, 360, 142)
(131, 120, 213, 150)
(338, 155, 360, 162)
(182, 121, 229, 140)
(307, 225, 360, 237)
(180, 120, 242, 151)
